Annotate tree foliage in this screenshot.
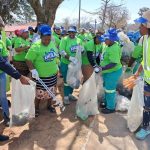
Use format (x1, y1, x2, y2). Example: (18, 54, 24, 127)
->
(138, 7, 150, 16)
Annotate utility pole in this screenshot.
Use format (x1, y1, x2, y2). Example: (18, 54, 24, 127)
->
(95, 19, 97, 33)
(78, 0, 81, 30)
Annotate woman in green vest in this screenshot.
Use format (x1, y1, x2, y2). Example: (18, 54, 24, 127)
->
(134, 10, 150, 140)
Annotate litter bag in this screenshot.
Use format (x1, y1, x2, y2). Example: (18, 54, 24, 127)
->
(10, 79, 36, 126)
(95, 74, 104, 100)
(67, 47, 82, 89)
(116, 94, 130, 112)
(127, 79, 144, 132)
(76, 72, 99, 120)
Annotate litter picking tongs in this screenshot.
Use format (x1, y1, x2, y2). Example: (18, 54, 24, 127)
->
(38, 78, 65, 111)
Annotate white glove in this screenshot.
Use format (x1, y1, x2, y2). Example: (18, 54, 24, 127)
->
(60, 50, 67, 57)
(69, 56, 78, 65)
(78, 45, 84, 53)
(31, 69, 39, 80)
(94, 66, 102, 73)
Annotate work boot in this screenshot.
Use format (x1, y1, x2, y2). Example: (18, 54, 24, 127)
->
(69, 94, 78, 101)
(0, 135, 9, 142)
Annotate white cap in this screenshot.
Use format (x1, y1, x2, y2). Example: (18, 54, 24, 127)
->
(143, 10, 150, 28)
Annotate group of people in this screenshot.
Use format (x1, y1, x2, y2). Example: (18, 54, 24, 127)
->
(1, 10, 150, 142)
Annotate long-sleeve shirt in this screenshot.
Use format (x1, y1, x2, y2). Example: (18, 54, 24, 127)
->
(0, 55, 21, 79)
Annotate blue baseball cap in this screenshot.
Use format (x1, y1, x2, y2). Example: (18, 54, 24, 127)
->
(39, 24, 51, 36)
(134, 17, 148, 24)
(68, 26, 77, 33)
(28, 26, 34, 31)
(104, 28, 119, 42)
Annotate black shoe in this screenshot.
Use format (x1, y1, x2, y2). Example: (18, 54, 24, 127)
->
(35, 109, 40, 117)
(47, 106, 56, 113)
(0, 135, 9, 142)
(101, 108, 115, 114)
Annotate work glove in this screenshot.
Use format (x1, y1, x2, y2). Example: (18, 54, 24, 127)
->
(31, 69, 39, 80)
(93, 65, 102, 73)
(69, 56, 78, 65)
(59, 50, 67, 57)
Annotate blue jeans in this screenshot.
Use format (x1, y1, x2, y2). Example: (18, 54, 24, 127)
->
(0, 72, 9, 118)
(60, 62, 73, 97)
(143, 82, 150, 128)
(102, 68, 122, 110)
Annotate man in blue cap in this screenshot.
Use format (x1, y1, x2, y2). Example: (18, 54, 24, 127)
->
(0, 55, 29, 141)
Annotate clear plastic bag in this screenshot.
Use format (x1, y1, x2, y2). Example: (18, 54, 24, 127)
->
(67, 47, 82, 89)
(10, 79, 36, 126)
(76, 72, 99, 120)
(95, 74, 104, 100)
(127, 79, 144, 132)
(116, 94, 130, 112)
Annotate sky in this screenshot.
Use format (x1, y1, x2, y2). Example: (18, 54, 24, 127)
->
(55, 0, 150, 24)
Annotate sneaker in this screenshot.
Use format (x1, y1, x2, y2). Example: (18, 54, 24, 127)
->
(69, 95, 78, 101)
(0, 135, 9, 142)
(64, 97, 70, 105)
(101, 108, 115, 114)
(99, 102, 106, 108)
(135, 128, 150, 140)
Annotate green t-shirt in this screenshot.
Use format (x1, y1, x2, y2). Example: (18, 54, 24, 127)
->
(6, 38, 12, 49)
(132, 45, 143, 62)
(25, 41, 58, 77)
(14, 37, 31, 61)
(0, 40, 9, 73)
(100, 43, 122, 74)
(78, 33, 89, 42)
(82, 39, 103, 65)
(59, 36, 83, 64)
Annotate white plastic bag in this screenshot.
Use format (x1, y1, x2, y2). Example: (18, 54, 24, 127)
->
(127, 79, 144, 132)
(67, 47, 82, 89)
(10, 79, 36, 126)
(116, 94, 130, 112)
(95, 74, 104, 99)
(76, 72, 99, 120)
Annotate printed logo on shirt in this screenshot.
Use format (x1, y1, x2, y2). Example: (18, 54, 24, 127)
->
(43, 49, 56, 62)
(70, 45, 78, 53)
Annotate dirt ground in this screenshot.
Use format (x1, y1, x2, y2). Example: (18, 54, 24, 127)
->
(0, 89, 150, 150)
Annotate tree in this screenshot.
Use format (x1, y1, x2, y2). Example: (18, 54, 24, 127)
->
(105, 5, 129, 29)
(82, 0, 127, 30)
(27, 0, 64, 26)
(138, 7, 150, 16)
(0, 0, 19, 23)
(0, 0, 36, 24)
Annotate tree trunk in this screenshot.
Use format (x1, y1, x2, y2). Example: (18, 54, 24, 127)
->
(27, 0, 64, 26)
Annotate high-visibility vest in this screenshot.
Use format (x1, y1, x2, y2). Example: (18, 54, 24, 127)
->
(142, 35, 150, 84)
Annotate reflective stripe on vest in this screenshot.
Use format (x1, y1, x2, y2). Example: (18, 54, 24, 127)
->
(143, 36, 150, 71)
(104, 88, 116, 93)
(64, 82, 69, 86)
